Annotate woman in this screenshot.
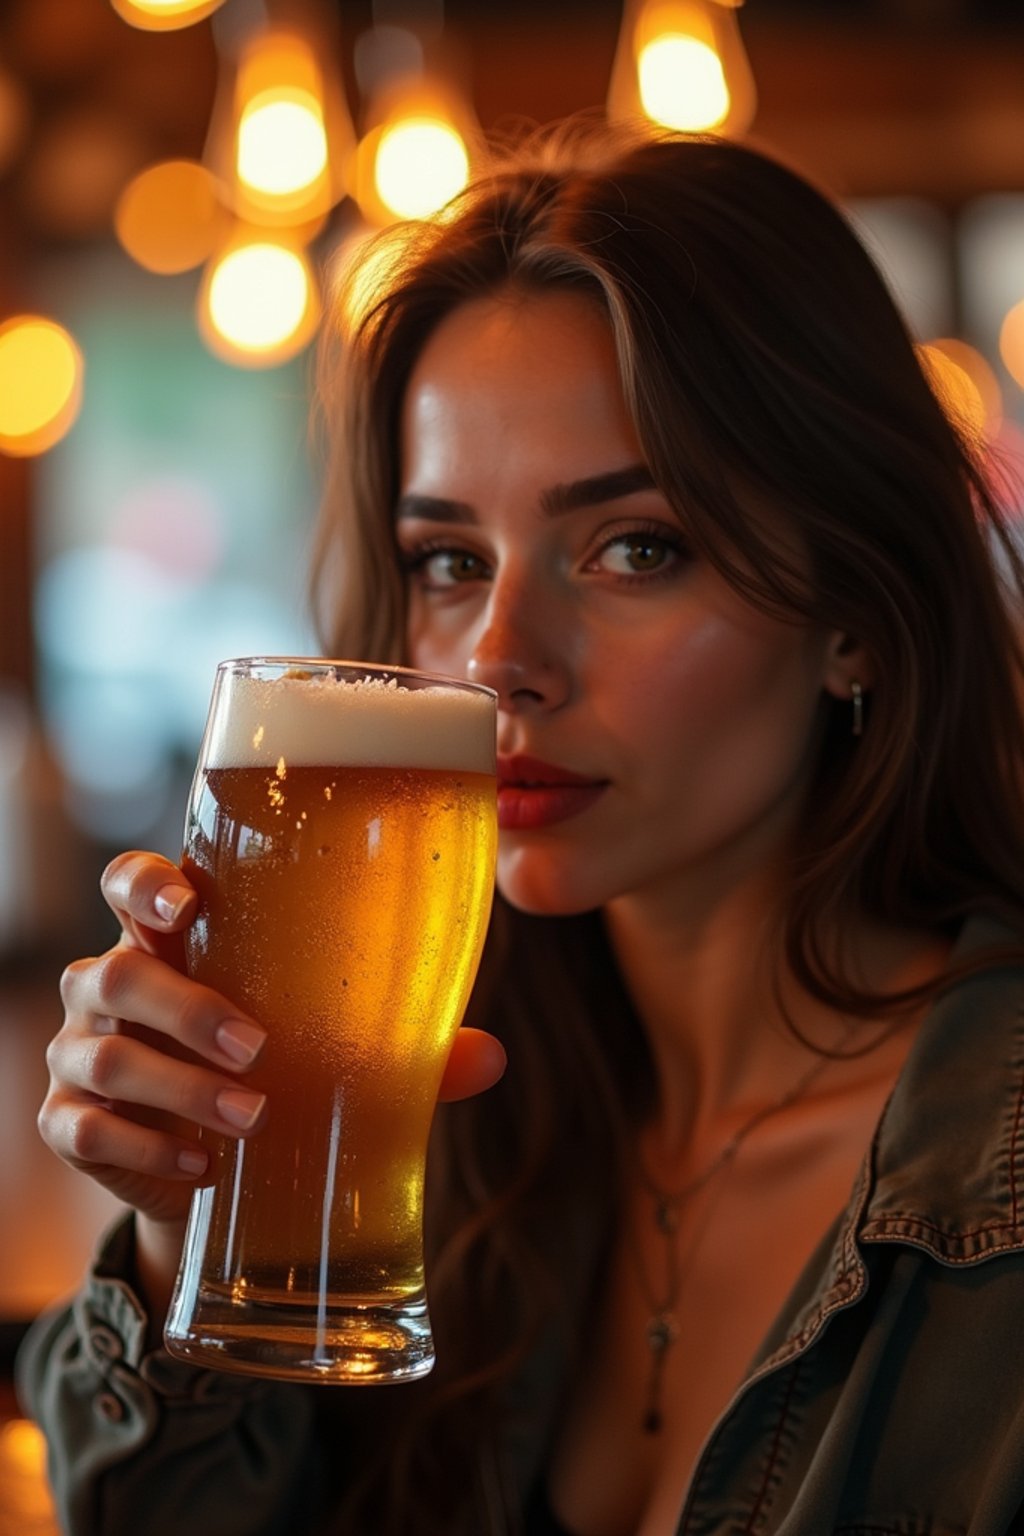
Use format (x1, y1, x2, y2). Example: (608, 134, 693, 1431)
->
(20, 123, 1024, 1535)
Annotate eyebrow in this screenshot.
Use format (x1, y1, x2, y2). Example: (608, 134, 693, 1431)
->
(394, 463, 657, 525)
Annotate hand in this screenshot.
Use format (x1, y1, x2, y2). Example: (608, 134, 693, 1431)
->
(39, 851, 508, 1301)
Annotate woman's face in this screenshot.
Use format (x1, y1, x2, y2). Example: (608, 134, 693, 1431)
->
(397, 288, 848, 917)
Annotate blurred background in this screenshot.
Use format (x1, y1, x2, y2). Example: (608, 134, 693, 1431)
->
(1, 0, 1023, 1524)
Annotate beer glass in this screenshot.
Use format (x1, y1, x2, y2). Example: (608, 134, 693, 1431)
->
(164, 659, 497, 1383)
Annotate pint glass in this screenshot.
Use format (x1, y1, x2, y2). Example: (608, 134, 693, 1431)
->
(163, 659, 497, 1383)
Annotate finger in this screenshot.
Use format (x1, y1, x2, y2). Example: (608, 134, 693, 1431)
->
(438, 1027, 507, 1102)
(101, 851, 198, 962)
(49, 1030, 268, 1138)
(38, 1090, 212, 1184)
(60, 949, 267, 1074)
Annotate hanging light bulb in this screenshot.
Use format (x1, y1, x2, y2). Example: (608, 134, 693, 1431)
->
(0, 315, 83, 457)
(233, 33, 330, 219)
(204, 23, 354, 232)
(198, 232, 320, 369)
(373, 115, 469, 220)
(237, 92, 328, 201)
(352, 77, 475, 226)
(110, 0, 227, 32)
(349, 20, 477, 226)
(608, 0, 756, 138)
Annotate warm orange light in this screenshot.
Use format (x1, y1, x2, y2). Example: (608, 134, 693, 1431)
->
(609, 0, 756, 138)
(115, 159, 226, 275)
(110, 0, 226, 31)
(1000, 299, 1024, 394)
(237, 90, 328, 199)
(0, 1419, 57, 1526)
(0, 316, 83, 457)
(222, 33, 341, 225)
(373, 117, 469, 220)
(198, 237, 320, 368)
(639, 33, 730, 131)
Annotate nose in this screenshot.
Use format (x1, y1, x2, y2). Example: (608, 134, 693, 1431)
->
(465, 576, 571, 713)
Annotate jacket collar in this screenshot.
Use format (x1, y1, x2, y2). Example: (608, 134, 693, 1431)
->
(859, 911, 1024, 1261)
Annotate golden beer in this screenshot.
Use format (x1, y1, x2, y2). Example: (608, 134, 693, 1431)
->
(164, 661, 496, 1383)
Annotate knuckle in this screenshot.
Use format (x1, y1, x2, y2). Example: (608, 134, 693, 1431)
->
(44, 1031, 66, 1078)
(59, 957, 93, 1007)
(36, 1094, 60, 1148)
(100, 850, 138, 898)
(65, 1104, 107, 1165)
(101, 849, 177, 908)
(93, 948, 137, 1011)
(86, 1034, 126, 1094)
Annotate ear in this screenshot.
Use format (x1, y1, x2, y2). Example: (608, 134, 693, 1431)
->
(821, 630, 875, 703)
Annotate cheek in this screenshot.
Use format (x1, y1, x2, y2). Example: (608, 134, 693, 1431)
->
(405, 599, 472, 679)
(606, 612, 826, 765)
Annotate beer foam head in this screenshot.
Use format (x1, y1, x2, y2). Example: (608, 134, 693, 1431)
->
(204, 668, 496, 773)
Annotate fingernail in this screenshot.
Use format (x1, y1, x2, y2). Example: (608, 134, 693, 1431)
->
(216, 1019, 267, 1067)
(216, 1087, 266, 1131)
(154, 884, 193, 924)
(178, 1149, 208, 1176)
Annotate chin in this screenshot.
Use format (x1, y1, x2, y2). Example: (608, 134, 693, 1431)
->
(495, 849, 612, 918)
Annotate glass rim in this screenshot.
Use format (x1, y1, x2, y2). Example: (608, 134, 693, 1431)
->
(213, 656, 496, 702)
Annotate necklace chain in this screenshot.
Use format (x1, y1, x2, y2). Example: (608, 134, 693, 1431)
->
(634, 1046, 840, 1435)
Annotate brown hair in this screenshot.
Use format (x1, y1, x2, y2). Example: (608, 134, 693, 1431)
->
(311, 122, 1024, 1531)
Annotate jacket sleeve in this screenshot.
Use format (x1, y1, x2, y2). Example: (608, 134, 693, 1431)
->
(15, 1214, 327, 1536)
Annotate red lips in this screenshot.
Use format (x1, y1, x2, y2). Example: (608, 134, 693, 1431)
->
(496, 754, 608, 830)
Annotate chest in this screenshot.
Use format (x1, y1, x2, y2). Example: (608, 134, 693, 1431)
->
(546, 1115, 875, 1536)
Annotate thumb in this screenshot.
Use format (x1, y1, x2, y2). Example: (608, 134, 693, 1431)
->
(438, 1027, 507, 1102)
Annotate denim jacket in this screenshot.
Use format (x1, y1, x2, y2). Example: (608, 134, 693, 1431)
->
(18, 914, 1024, 1535)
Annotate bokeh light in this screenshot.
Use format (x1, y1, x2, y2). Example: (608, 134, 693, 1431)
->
(1000, 298, 1024, 393)
(110, 0, 227, 31)
(374, 118, 469, 220)
(199, 240, 319, 367)
(115, 159, 225, 275)
(0, 316, 83, 457)
(237, 90, 328, 199)
(0, 1419, 56, 1528)
(638, 34, 730, 131)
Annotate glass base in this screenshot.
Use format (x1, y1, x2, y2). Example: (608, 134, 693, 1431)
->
(163, 1288, 435, 1385)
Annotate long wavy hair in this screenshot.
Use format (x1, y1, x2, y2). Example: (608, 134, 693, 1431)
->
(310, 122, 1024, 1532)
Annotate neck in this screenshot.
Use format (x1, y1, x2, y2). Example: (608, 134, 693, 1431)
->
(603, 871, 949, 1163)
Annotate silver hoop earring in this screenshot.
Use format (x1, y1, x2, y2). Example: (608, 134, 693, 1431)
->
(850, 679, 864, 738)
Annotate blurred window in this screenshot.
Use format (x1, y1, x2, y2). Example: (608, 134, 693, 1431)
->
(34, 253, 319, 851)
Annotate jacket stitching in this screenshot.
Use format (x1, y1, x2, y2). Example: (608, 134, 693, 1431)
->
(860, 1215, 1024, 1240)
(1008, 1040, 1024, 1227)
(741, 1360, 802, 1534)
